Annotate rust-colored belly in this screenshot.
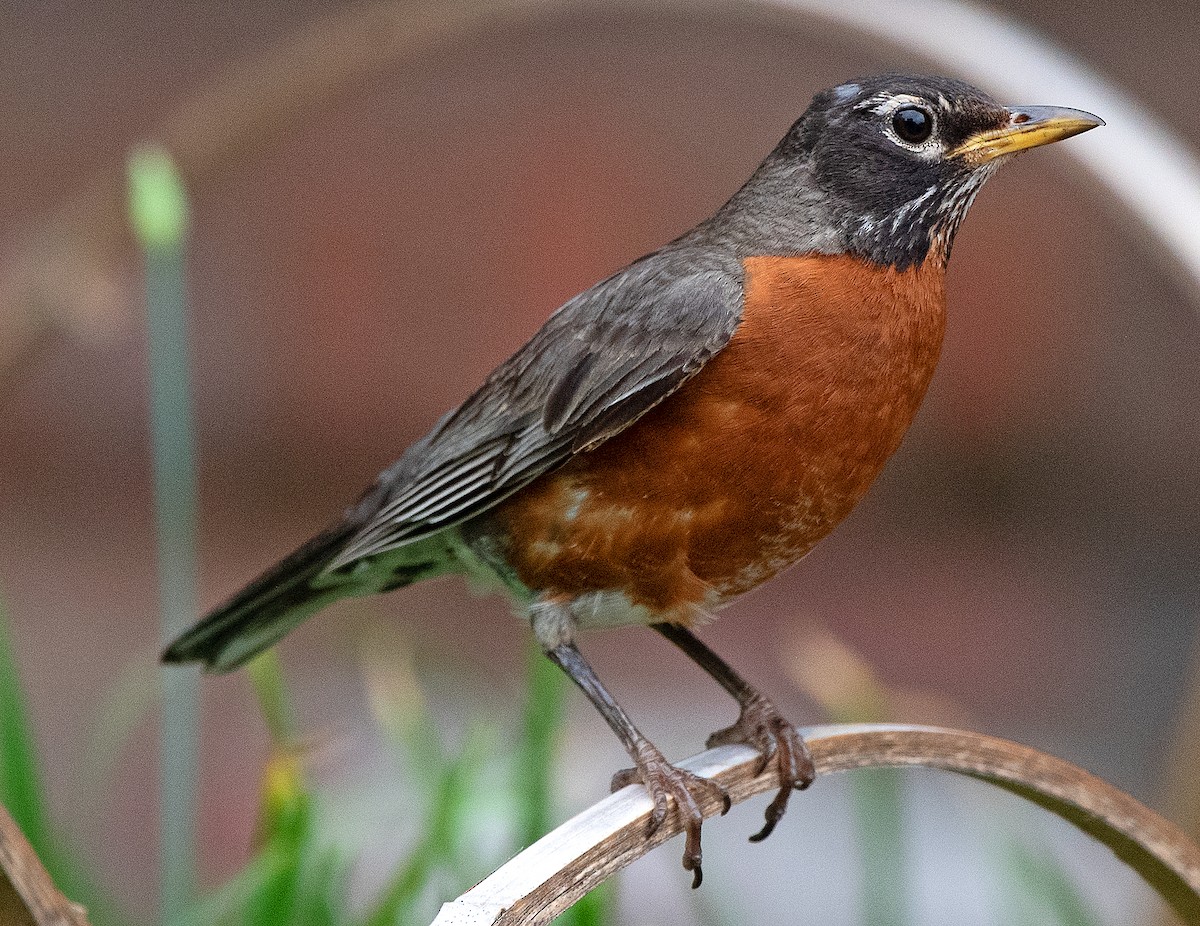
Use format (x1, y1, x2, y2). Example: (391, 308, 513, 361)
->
(487, 253, 946, 621)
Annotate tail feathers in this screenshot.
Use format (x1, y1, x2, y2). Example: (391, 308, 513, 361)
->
(162, 522, 454, 672)
(162, 522, 357, 673)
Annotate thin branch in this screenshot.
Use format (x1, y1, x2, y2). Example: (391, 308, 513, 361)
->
(0, 803, 90, 926)
(431, 723, 1200, 926)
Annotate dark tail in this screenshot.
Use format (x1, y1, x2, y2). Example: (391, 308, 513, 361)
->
(162, 521, 360, 673)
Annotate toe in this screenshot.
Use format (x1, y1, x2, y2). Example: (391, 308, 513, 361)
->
(706, 701, 816, 841)
(683, 825, 704, 889)
(752, 736, 778, 777)
(749, 785, 792, 842)
(705, 725, 737, 750)
(610, 766, 639, 792)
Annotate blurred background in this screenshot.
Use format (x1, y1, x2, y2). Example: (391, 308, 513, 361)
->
(1, 0, 1198, 923)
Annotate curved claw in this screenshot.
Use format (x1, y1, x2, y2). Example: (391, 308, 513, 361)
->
(616, 743, 731, 887)
(749, 785, 791, 842)
(706, 696, 814, 841)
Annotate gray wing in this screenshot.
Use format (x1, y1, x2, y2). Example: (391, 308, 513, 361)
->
(327, 255, 744, 570)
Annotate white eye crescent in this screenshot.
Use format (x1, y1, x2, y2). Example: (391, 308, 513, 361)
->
(873, 95, 948, 158)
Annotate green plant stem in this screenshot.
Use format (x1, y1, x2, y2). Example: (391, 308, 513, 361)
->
(830, 687, 910, 926)
(850, 768, 908, 926)
(129, 146, 198, 921)
(516, 645, 568, 847)
(0, 594, 51, 860)
(248, 651, 295, 745)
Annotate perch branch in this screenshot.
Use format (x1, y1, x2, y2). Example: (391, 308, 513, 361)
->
(431, 723, 1200, 926)
(0, 803, 90, 926)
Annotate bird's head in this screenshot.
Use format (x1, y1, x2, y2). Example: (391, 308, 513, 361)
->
(771, 74, 1103, 269)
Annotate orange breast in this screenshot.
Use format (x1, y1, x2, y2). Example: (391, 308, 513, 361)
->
(488, 253, 947, 621)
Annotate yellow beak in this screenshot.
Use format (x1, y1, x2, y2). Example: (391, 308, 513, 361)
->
(950, 105, 1104, 165)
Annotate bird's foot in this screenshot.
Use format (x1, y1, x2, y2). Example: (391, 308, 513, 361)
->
(705, 694, 815, 842)
(611, 740, 731, 888)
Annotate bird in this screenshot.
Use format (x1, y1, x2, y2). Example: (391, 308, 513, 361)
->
(163, 74, 1102, 886)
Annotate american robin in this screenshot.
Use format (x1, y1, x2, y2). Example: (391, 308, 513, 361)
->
(164, 74, 1101, 886)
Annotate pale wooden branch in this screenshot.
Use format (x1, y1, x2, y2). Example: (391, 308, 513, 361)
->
(0, 803, 90, 926)
(431, 723, 1200, 926)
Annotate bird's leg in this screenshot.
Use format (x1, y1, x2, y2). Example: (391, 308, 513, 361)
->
(653, 623, 815, 842)
(537, 614, 729, 887)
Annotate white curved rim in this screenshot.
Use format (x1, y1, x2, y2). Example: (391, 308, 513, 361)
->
(758, 0, 1200, 290)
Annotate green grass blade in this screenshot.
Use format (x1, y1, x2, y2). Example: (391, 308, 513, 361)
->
(0, 594, 117, 922)
(80, 659, 160, 811)
(247, 656, 310, 925)
(128, 144, 199, 921)
(247, 651, 295, 745)
(173, 654, 352, 926)
(849, 768, 909, 926)
(815, 649, 910, 926)
(365, 722, 494, 926)
(0, 595, 51, 859)
(998, 835, 1102, 926)
(514, 644, 568, 848)
(171, 855, 277, 926)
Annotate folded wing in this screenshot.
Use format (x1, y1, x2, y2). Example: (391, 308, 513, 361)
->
(329, 257, 744, 568)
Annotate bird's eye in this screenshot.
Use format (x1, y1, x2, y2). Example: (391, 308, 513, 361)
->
(892, 106, 933, 143)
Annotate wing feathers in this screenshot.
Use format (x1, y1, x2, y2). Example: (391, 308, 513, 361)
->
(329, 259, 743, 571)
(543, 352, 598, 433)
